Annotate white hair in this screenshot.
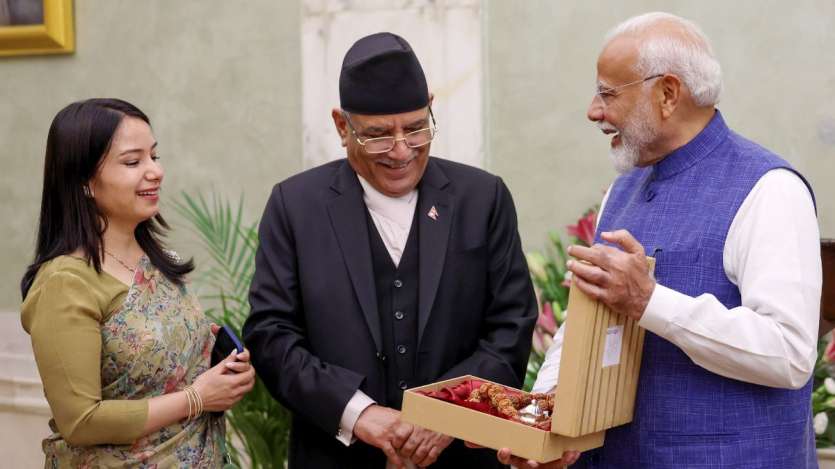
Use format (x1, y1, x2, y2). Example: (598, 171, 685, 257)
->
(604, 12, 722, 106)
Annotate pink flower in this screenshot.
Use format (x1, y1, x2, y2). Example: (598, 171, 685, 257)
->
(538, 302, 557, 336)
(532, 327, 555, 355)
(532, 328, 545, 355)
(567, 210, 597, 246)
(825, 331, 835, 362)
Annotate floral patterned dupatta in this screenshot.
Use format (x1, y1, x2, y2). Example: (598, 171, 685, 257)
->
(44, 257, 226, 468)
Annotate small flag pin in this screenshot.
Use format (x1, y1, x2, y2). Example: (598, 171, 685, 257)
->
(427, 205, 439, 221)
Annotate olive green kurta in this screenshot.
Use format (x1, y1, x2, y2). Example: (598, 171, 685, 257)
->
(21, 255, 224, 467)
(21, 256, 148, 446)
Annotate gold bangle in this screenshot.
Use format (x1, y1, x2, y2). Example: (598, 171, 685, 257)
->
(192, 385, 203, 418)
(184, 387, 192, 422)
(185, 385, 203, 420)
(188, 386, 195, 421)
(184, 385, 195, 422)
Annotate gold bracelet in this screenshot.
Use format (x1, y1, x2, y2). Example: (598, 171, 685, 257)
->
(184, 385, 203, 420)
(193, 385, 204, 418)
(185, 386, 192, 422)
(184, 385, 195, 422)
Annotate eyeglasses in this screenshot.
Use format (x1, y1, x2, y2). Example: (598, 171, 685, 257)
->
(594, 74, 664, 106)
(343, 108, 438, 154)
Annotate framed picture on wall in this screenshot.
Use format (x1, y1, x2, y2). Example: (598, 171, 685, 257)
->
(0, 0, 73, 57)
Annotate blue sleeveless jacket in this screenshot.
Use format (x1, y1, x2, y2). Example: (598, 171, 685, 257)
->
(576, 112, 817, 468)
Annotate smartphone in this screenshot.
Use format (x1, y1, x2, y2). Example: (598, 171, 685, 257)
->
(210, 324, 244, 368)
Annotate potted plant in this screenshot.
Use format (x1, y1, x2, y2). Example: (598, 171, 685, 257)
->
(173, 193, 291, 468)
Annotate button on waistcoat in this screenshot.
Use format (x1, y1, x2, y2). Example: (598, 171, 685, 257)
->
(366, 210, 420, 409)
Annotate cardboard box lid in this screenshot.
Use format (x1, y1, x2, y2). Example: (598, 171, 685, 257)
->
(550, 257, 655, 437)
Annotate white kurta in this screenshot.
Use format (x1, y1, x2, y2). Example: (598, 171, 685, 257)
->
(533, 169, 821, 394)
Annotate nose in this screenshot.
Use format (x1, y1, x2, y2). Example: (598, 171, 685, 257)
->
(387, 137, 412, 160)
(146, 159, 164, 182)
(587, 94, 604, 122)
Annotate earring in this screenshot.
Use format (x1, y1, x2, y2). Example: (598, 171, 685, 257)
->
(83, 186, 93, 197)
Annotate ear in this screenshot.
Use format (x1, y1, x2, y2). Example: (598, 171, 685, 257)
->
(428, 92, 434, 107)
(331, 108, 349, 148)
(658, 74, 681, 119)
(85, 177, 98, 198)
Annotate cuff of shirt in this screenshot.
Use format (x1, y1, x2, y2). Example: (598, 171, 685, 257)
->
(638, 283, 680, 338)
(336, 390, 376, 446)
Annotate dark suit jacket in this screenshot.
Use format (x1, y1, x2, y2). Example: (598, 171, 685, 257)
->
(244, 157, 537, 468)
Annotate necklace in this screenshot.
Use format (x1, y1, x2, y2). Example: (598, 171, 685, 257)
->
(104, 248, 137, 273)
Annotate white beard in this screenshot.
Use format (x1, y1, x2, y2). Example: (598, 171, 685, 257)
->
(602, 97, 658, 174)
(609, 139, 641, 174)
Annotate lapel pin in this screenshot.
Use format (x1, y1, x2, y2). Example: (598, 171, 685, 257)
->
(428, 205, 439, 221)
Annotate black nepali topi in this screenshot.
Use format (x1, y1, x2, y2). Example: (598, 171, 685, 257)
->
(339, 32, 429, 115)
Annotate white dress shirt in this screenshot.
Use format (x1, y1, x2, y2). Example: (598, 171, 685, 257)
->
(336, 175, 418, 448)
(357, 175, 418, 268)
(533, 169, 821, 394)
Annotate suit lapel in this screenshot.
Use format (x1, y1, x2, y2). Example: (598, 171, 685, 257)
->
(326, 162, 382, 351)
(417, 159, 452, 347)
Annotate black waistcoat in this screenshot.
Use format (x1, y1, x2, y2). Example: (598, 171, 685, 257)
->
(365, 208, 420, 410)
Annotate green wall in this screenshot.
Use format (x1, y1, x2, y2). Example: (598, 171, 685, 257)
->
(3, 1, 833, 311)
(486, 0, 835, 252)
(1, 1, 302, 311)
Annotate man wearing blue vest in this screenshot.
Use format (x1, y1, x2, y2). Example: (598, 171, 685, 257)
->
(496, 12, 822, 469)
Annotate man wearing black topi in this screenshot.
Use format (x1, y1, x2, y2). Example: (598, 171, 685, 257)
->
(244, 32, 537, 468)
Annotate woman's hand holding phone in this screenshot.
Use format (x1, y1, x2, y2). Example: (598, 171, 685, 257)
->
(193, 350, 255, 412)
(190, 324, 255, 412)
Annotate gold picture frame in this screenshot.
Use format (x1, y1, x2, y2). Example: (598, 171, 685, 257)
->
(0, 0, 73, 57)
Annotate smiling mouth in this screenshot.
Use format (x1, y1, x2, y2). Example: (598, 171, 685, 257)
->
(599, 128, 621, 146)
(377, 156, 415, 170)
(137, 188, 160, 197)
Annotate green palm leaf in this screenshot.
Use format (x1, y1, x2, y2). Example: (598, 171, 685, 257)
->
(172, 192, 291, 468)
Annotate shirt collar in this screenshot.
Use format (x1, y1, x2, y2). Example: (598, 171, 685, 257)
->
(356, 174, 418, 219)
(652, 110, 729, 180)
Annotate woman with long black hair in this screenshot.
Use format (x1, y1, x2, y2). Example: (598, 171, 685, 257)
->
(21, 98, 254, 467)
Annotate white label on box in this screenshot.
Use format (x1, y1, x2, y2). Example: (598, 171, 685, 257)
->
(602, 325, 624, 368)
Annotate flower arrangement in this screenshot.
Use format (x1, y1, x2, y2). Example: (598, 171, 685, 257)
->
(524, 209, 597, 391)
(813, 334, 835, 447)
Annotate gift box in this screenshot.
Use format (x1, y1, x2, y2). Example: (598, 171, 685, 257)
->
(401, 258, 655, 463)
